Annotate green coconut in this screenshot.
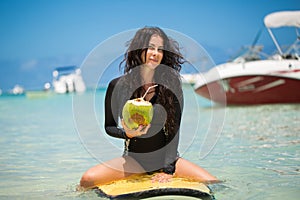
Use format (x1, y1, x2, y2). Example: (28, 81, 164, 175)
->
(122, 85, 157, 130)
(122, 98, 153, 129)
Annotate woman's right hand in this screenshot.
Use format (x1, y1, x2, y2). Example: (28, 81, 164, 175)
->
(121, 119, 151, 138)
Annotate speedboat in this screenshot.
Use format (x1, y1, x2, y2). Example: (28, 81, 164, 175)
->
(194, 11, 300, 105)
(52, 66, 86, 94)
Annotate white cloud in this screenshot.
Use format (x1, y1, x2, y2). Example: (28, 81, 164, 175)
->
(20, 59, 38, 71)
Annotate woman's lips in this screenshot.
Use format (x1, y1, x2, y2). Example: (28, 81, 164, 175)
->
(150, 58, 158, 62)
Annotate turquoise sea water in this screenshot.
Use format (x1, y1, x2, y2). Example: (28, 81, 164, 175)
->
(0, 85, 299, 200)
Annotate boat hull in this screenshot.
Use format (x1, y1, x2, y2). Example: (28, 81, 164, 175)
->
(195, 75, 300, 105)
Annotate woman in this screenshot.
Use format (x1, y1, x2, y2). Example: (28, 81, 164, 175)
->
(80, 26, 218, 189)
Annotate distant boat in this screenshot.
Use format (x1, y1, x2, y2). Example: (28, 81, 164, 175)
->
(11, 85, 25, 95)
(181, 73, 202, 85)
(25, 90, 54, 99)
(194, 10, 300, 105)
(52, 66, 86, 94)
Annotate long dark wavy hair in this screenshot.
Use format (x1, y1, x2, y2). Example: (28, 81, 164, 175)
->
(119, 26, 185, 138)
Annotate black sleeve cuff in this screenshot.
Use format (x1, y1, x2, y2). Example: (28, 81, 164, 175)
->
(121, 129, 130, 139)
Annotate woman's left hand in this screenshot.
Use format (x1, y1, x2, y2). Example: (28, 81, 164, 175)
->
(151, 172, 173, 183)
(121, 119, 151, 138)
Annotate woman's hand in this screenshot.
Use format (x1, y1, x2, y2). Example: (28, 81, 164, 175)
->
(151, 172, 173, 183)
(121, 119, 151, 138)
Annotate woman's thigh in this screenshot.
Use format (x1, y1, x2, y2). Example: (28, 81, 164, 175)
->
(80, 156, 145, 187)
(174, 157, 218, 182)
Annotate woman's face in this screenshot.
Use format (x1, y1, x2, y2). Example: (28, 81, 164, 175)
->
(142, 34, 164, 70)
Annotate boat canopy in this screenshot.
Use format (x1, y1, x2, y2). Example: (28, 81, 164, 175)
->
(53, 65, 81, 78)
(264, 11, 300, 28)
(54, 66, 77, 72)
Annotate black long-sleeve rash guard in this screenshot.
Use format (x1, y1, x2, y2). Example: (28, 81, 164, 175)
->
(104, 76, 183, 174)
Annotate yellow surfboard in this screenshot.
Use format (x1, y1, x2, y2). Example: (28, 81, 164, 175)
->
(95, 173, 213, 199)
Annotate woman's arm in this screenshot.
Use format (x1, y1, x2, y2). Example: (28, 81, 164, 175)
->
(162, 131, 180, 174)
(162, 89, 183, 174)
(104, 78, 129, 139)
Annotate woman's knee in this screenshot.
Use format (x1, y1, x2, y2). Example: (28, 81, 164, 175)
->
(80, 169, 97, 188)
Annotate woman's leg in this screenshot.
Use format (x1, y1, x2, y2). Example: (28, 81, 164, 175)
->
(174, 157, 219, 183)
(80, 156, 145, 189)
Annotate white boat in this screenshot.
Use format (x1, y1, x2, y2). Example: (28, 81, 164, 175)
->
(52, 66, 86, 94)
(11, 85, 25, 95)
(181, 73, 202, 85)
(194, 11, 300, 105)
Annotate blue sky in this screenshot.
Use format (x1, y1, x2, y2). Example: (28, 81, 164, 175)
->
(0, 0, 299, 91)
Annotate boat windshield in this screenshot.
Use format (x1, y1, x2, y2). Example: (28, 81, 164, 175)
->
(229, 45, 270, 63)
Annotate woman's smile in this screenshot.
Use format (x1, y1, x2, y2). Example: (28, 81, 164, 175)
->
(149, 57, 159, 63)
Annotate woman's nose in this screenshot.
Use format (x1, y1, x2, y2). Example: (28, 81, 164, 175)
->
(152, 48, 158, 55)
